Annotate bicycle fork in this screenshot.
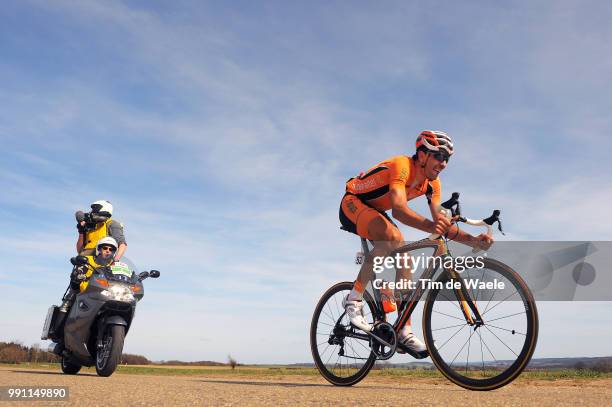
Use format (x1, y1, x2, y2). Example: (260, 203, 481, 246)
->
(449, 269, 484, 327)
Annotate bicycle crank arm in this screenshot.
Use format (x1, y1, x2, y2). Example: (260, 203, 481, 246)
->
(368, 332, 393, 348)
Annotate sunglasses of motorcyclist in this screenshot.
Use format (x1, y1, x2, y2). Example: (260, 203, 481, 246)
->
(100, 245, 117, 253)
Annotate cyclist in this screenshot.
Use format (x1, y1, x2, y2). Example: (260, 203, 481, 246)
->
(339, 130, 493, 357)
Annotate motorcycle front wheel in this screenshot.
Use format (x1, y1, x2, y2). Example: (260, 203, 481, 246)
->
(95, 325, 125, 377)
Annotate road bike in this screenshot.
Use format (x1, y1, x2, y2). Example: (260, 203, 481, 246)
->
(310, 193, 538, 390)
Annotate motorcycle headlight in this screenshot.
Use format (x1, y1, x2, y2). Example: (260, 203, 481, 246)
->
(101, 284, 135, 302)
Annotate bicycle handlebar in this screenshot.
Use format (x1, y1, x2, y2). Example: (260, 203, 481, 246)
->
(428, 192, 505, 243)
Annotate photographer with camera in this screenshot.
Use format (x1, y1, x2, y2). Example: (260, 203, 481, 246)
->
(75, 200, 127, 260)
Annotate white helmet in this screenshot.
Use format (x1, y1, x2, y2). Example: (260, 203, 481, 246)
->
(95, 236, 118, 256)
(91, 200, 113, 217)
(416, 130, 454, 156)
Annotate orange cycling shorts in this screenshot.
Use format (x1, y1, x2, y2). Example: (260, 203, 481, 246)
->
(339, 193, 401, 241)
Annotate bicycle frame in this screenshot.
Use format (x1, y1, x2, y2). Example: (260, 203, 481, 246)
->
(362, 236, 485, 336)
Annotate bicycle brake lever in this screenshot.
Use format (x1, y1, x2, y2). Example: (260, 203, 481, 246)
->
(482, 209, 505, 236)
(441, 192, 461, 217)
(497, 218, 505, 235)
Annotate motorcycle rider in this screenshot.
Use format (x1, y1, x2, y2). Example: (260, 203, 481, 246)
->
(50, 237, 120, 338)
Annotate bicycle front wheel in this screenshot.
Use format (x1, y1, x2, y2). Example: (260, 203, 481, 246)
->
(423, 258, 538, 390)
(310, 281, 377, 386)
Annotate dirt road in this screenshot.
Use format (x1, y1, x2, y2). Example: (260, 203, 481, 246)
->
(1, 366, 610, 406)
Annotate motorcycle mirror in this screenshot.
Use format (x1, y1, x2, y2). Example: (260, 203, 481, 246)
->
(149, 270, 161, 278)
(74, 256, 89, 266)
(138, 271, 150, 281)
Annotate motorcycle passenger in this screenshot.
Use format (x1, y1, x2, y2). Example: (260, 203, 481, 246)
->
(52, 237, 119, 337)
(76, 200, 127, 261)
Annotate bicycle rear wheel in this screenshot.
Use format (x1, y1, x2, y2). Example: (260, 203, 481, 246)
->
(423, 258, 538, 390)
(310, 281, 377, 386)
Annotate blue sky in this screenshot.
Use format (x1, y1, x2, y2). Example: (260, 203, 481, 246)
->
(1, 0, 611, 363)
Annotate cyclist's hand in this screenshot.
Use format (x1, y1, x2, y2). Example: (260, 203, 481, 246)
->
(433, 215, 452, 236)
(473, 233, 494, 251)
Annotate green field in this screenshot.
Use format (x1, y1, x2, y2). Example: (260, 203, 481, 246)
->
(2, 363, 611, 380)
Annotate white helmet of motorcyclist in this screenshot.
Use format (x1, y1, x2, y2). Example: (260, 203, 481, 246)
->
(91, 200, 113, 217)
(95, 236, 118, 257)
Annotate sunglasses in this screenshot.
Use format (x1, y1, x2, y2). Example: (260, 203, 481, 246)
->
(100, 245, 117, 252)
(430, 152, 450, 163)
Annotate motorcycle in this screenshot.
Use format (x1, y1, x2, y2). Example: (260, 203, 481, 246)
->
(41, 256, 160, 377)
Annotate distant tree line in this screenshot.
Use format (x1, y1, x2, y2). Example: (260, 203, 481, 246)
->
(158, 360, 226, 366)
(574, 360, 612, 373)
(0, 341, 151, 365)
(0, 342, 58, 364)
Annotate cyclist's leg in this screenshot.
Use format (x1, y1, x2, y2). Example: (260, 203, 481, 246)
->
(339, 195, 403, 331)
(340, 194, 404, 300)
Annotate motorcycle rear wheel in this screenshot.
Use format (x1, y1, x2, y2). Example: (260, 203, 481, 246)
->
(61, 356, 81, 375)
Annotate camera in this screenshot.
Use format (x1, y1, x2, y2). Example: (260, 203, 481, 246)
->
(75, 210, 109, 231)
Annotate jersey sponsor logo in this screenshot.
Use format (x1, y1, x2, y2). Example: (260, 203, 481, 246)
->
(351, 176, 383, 192)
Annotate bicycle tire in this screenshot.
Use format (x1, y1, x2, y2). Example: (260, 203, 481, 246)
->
(310, 281, 377, 386)
(423, 258, 538, 390)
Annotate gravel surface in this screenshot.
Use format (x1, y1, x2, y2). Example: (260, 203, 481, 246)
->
(1, 366, 610, 406)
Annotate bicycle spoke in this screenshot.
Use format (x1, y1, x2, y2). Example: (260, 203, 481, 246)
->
(319, 343, 332, 361)
(484, 326, 519, 357)
(353, 337, 372, 352)
(476, 268, 487, 303)
(486, 323, 526, 336)
(479, 328, 485, 374)
(433, 309, 466, 322)
(485, 311, 525, 324)
(332, 294, 341, 319)
(321, 308, 335, 324)
(475, 329, 497, 362)
(438, 291, 462, 311)
(466, 269, 476, 307)
(326, 301, 337, 324)
(483, 289, 520, 316)
(436, 324, 467, 351)
(465, 327, 473, 373)
(449, 327, 474, 369)
(345, 338, 367, 363)
(431, 322, 467, 332)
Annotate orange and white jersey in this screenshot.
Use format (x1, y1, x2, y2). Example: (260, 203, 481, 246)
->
(345, 155, 441, 211)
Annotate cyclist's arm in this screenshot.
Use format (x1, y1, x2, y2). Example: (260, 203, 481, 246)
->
(390, 186, 436, 233)
(428, 178, 442, 221)
(447, 224, 493, 248)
